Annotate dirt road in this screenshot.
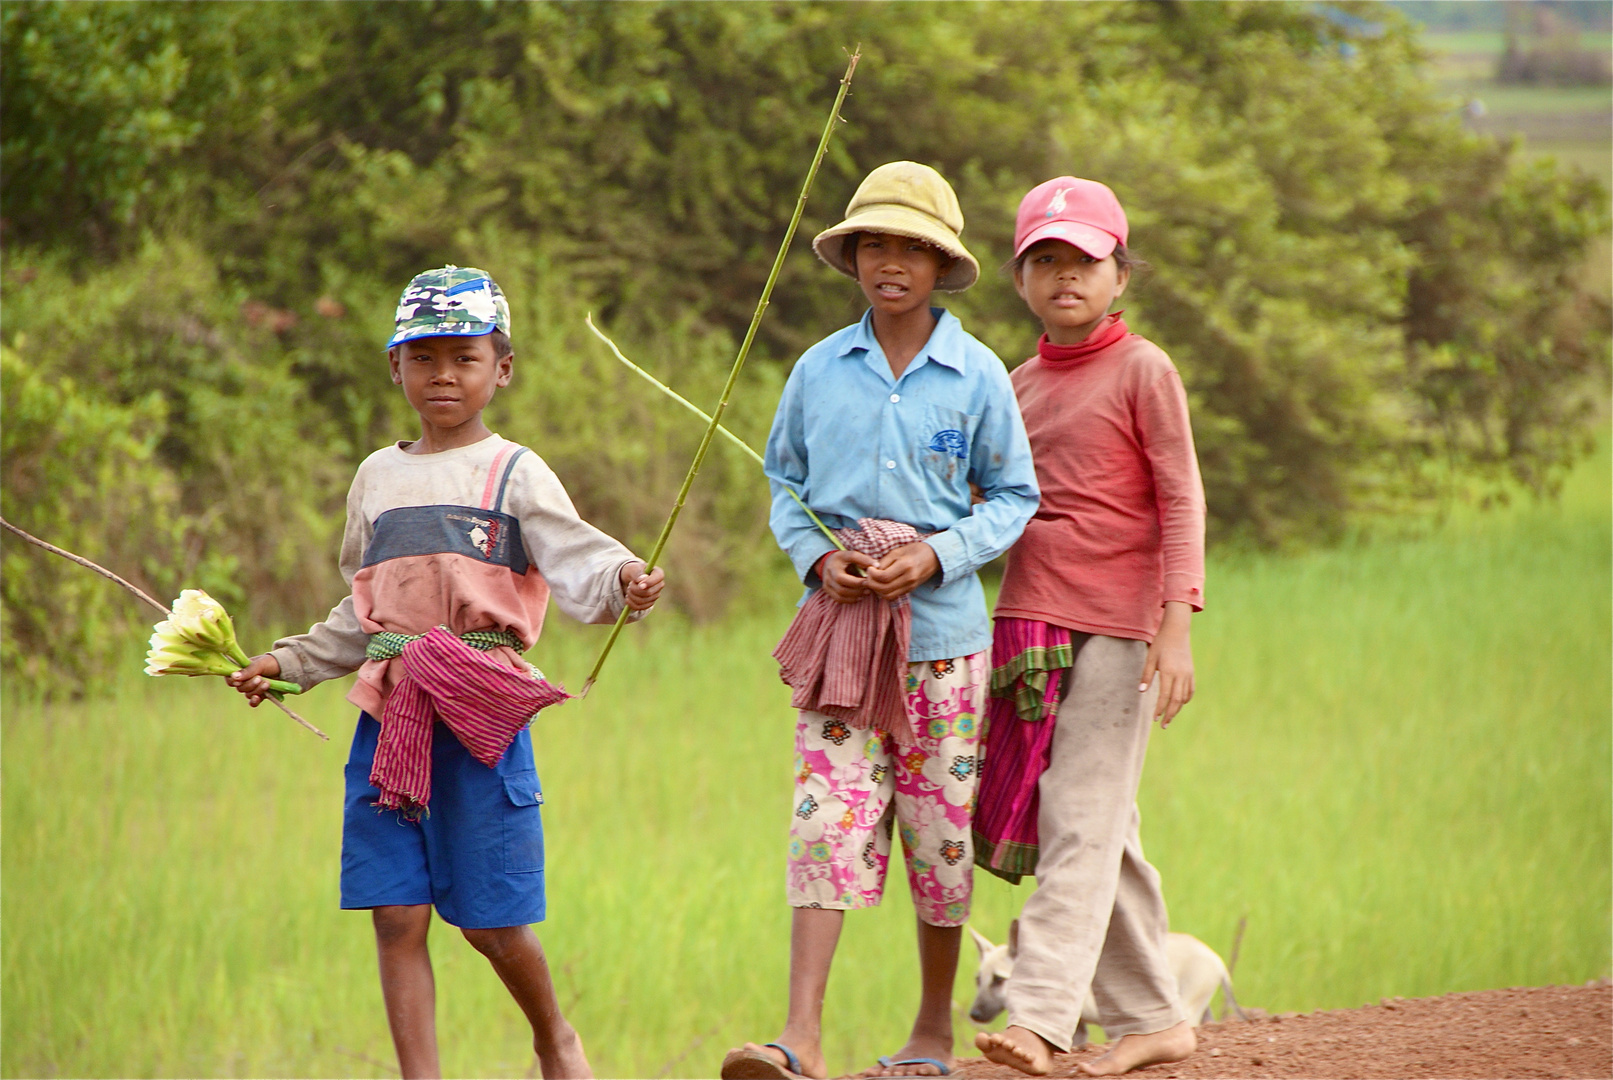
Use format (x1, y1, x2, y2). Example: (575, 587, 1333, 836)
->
(955, 981, 1611, 1079)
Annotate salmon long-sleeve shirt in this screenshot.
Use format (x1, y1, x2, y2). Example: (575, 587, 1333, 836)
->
(994, 317, 1205, 643)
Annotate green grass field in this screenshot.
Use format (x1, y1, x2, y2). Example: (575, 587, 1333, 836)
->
(4, 444, 1609, 1079)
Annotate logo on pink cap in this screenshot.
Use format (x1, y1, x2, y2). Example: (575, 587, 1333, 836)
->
(1015, 177, 1128, 261)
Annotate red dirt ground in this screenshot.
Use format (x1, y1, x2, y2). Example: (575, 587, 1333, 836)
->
(953, 981, 1611, 1080)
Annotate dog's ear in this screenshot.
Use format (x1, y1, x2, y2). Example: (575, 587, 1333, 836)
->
(1008, 918, 1020, 960)
(967, 925, 994, 958)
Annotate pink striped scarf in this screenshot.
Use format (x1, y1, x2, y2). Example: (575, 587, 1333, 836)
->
(974, 617, 1074, 883)
(773, 519, 926, 747)
(369, 627, 570, 815)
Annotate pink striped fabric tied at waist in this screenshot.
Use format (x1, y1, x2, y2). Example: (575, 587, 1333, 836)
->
(773, 518, 929, 747)
(369, 627, 570, 817)
(973, 617, 1075, 883)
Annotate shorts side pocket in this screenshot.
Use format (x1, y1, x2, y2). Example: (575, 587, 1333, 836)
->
(501, 770, 545, 874)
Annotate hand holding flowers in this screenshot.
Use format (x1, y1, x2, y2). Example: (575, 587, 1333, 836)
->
(146, 589, 327, 738)
(145, 590, 295, 686)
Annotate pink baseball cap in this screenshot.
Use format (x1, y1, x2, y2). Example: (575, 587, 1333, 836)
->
(1013, 176, 1128, 260)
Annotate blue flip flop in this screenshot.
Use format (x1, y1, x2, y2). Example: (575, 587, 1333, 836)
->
(876, 1055, 952, 1076)
(721, 1041, 809, 1080)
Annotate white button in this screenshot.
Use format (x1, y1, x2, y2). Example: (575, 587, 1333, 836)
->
(890, 393, 901, 403)
(886, 460, 896, 469)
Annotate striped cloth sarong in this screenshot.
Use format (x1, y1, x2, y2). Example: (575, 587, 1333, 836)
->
(369, 626, 570, 816)
(772, 519, 927, 747)
(973, 617, 1074, 883)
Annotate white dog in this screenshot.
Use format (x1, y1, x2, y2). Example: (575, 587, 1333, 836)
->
(967, 921, 1246, 1045)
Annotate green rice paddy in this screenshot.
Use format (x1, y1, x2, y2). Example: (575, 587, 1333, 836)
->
(3, 444, 1609, 1078)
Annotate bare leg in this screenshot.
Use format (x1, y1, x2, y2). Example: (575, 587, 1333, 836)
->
(1076, 1021, 1195, 1076)
(976, 1026, 1057, 1076)
(730, 906, 844, 1078)
(373, 905, 441, 1080)
(859, 918, 960, 1076)
(461, 925, 592, 1079)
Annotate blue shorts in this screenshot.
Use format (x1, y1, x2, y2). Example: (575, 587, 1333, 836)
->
(341, 712, 546, 929)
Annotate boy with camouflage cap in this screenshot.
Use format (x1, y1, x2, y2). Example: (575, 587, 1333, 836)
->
(231, 265, 663, 1079)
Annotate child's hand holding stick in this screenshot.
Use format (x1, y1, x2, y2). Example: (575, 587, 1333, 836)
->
(815, 550, 874, 603)
(620, 560, 666, 610)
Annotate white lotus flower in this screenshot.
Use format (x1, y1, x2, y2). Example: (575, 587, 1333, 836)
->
(144, 622, 235, 678)
(166, 589, 248, 664)
(143, 590, 299, 696)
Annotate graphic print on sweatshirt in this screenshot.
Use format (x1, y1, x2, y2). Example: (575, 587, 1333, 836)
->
(361, 505, 530, 574)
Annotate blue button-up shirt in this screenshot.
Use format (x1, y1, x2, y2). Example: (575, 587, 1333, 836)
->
(765, 308, 1040, 661)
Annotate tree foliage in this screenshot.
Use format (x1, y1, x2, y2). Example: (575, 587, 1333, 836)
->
(3, 0, 1607, 692)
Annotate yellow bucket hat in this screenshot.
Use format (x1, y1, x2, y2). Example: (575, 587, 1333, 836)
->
(811, 161, 980, 292)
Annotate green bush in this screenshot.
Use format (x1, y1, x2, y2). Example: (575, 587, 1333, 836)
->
(1, 336, 183, 694)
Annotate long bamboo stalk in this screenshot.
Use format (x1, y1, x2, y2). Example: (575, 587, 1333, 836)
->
(0, 516, 328, 739)
(580, 48, 861, 695)
(585, 314, 845, 552)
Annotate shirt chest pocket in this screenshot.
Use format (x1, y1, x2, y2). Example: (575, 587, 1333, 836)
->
(914, 403, 978, 485)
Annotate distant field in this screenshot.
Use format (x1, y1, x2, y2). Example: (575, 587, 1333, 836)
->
(1468, 83, 1613, 113)
(1416, 28, 1611, 190)
(1422, 30, 1613, 57)
(3, 439, 1608, 1079)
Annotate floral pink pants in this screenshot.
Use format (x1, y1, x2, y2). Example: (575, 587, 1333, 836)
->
(786, 652, 987, 927)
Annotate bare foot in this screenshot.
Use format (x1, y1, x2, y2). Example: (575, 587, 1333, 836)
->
(722, 1039, 828, 1079)
(537, 1024, 592, 1079)
(858, 1034, 955, 1076)
(1076, 1021, 1196, 1076)
(975, 1027, 1055, 1076)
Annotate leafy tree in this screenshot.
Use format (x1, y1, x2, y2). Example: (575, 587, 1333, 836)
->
(2, 0, 1607, 690)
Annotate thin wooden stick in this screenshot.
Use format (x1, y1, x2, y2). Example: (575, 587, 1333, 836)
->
(261, 691, 328, 740)
(0, 516, 328, 739)
(585, 314, 846, 551)
(1, 517, 169, 614)
(579, 48, 861, 696)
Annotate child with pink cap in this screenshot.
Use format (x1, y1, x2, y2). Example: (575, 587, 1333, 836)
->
(973, 178, 1206, 1077)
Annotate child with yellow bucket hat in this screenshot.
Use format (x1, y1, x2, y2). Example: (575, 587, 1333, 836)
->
(721, 162, 1039, 1079)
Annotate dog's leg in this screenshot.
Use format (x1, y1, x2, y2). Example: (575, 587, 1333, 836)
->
(1221, 976, 1249, 1022)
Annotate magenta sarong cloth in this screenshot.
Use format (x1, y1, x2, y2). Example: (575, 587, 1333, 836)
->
(773, 519, 925, 747)
(370, 627, 569, 815)
(974, 617, 1074, 883)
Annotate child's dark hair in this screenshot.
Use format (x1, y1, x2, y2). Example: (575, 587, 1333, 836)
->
(1008, 243, 1148, 278)
(842, 232, 861, 271)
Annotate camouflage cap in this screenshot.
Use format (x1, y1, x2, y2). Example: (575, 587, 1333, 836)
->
(387, 265, 511, 348)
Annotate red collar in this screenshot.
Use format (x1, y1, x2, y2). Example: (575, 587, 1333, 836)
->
(1036, 313, 1129, 365)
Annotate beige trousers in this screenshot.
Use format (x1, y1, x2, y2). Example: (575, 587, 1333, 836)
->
(1005, 633, 1186, 1050)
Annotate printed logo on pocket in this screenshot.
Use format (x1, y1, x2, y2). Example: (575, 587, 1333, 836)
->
(447, 512, 501, 558)
(928, 429, 968, 459)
